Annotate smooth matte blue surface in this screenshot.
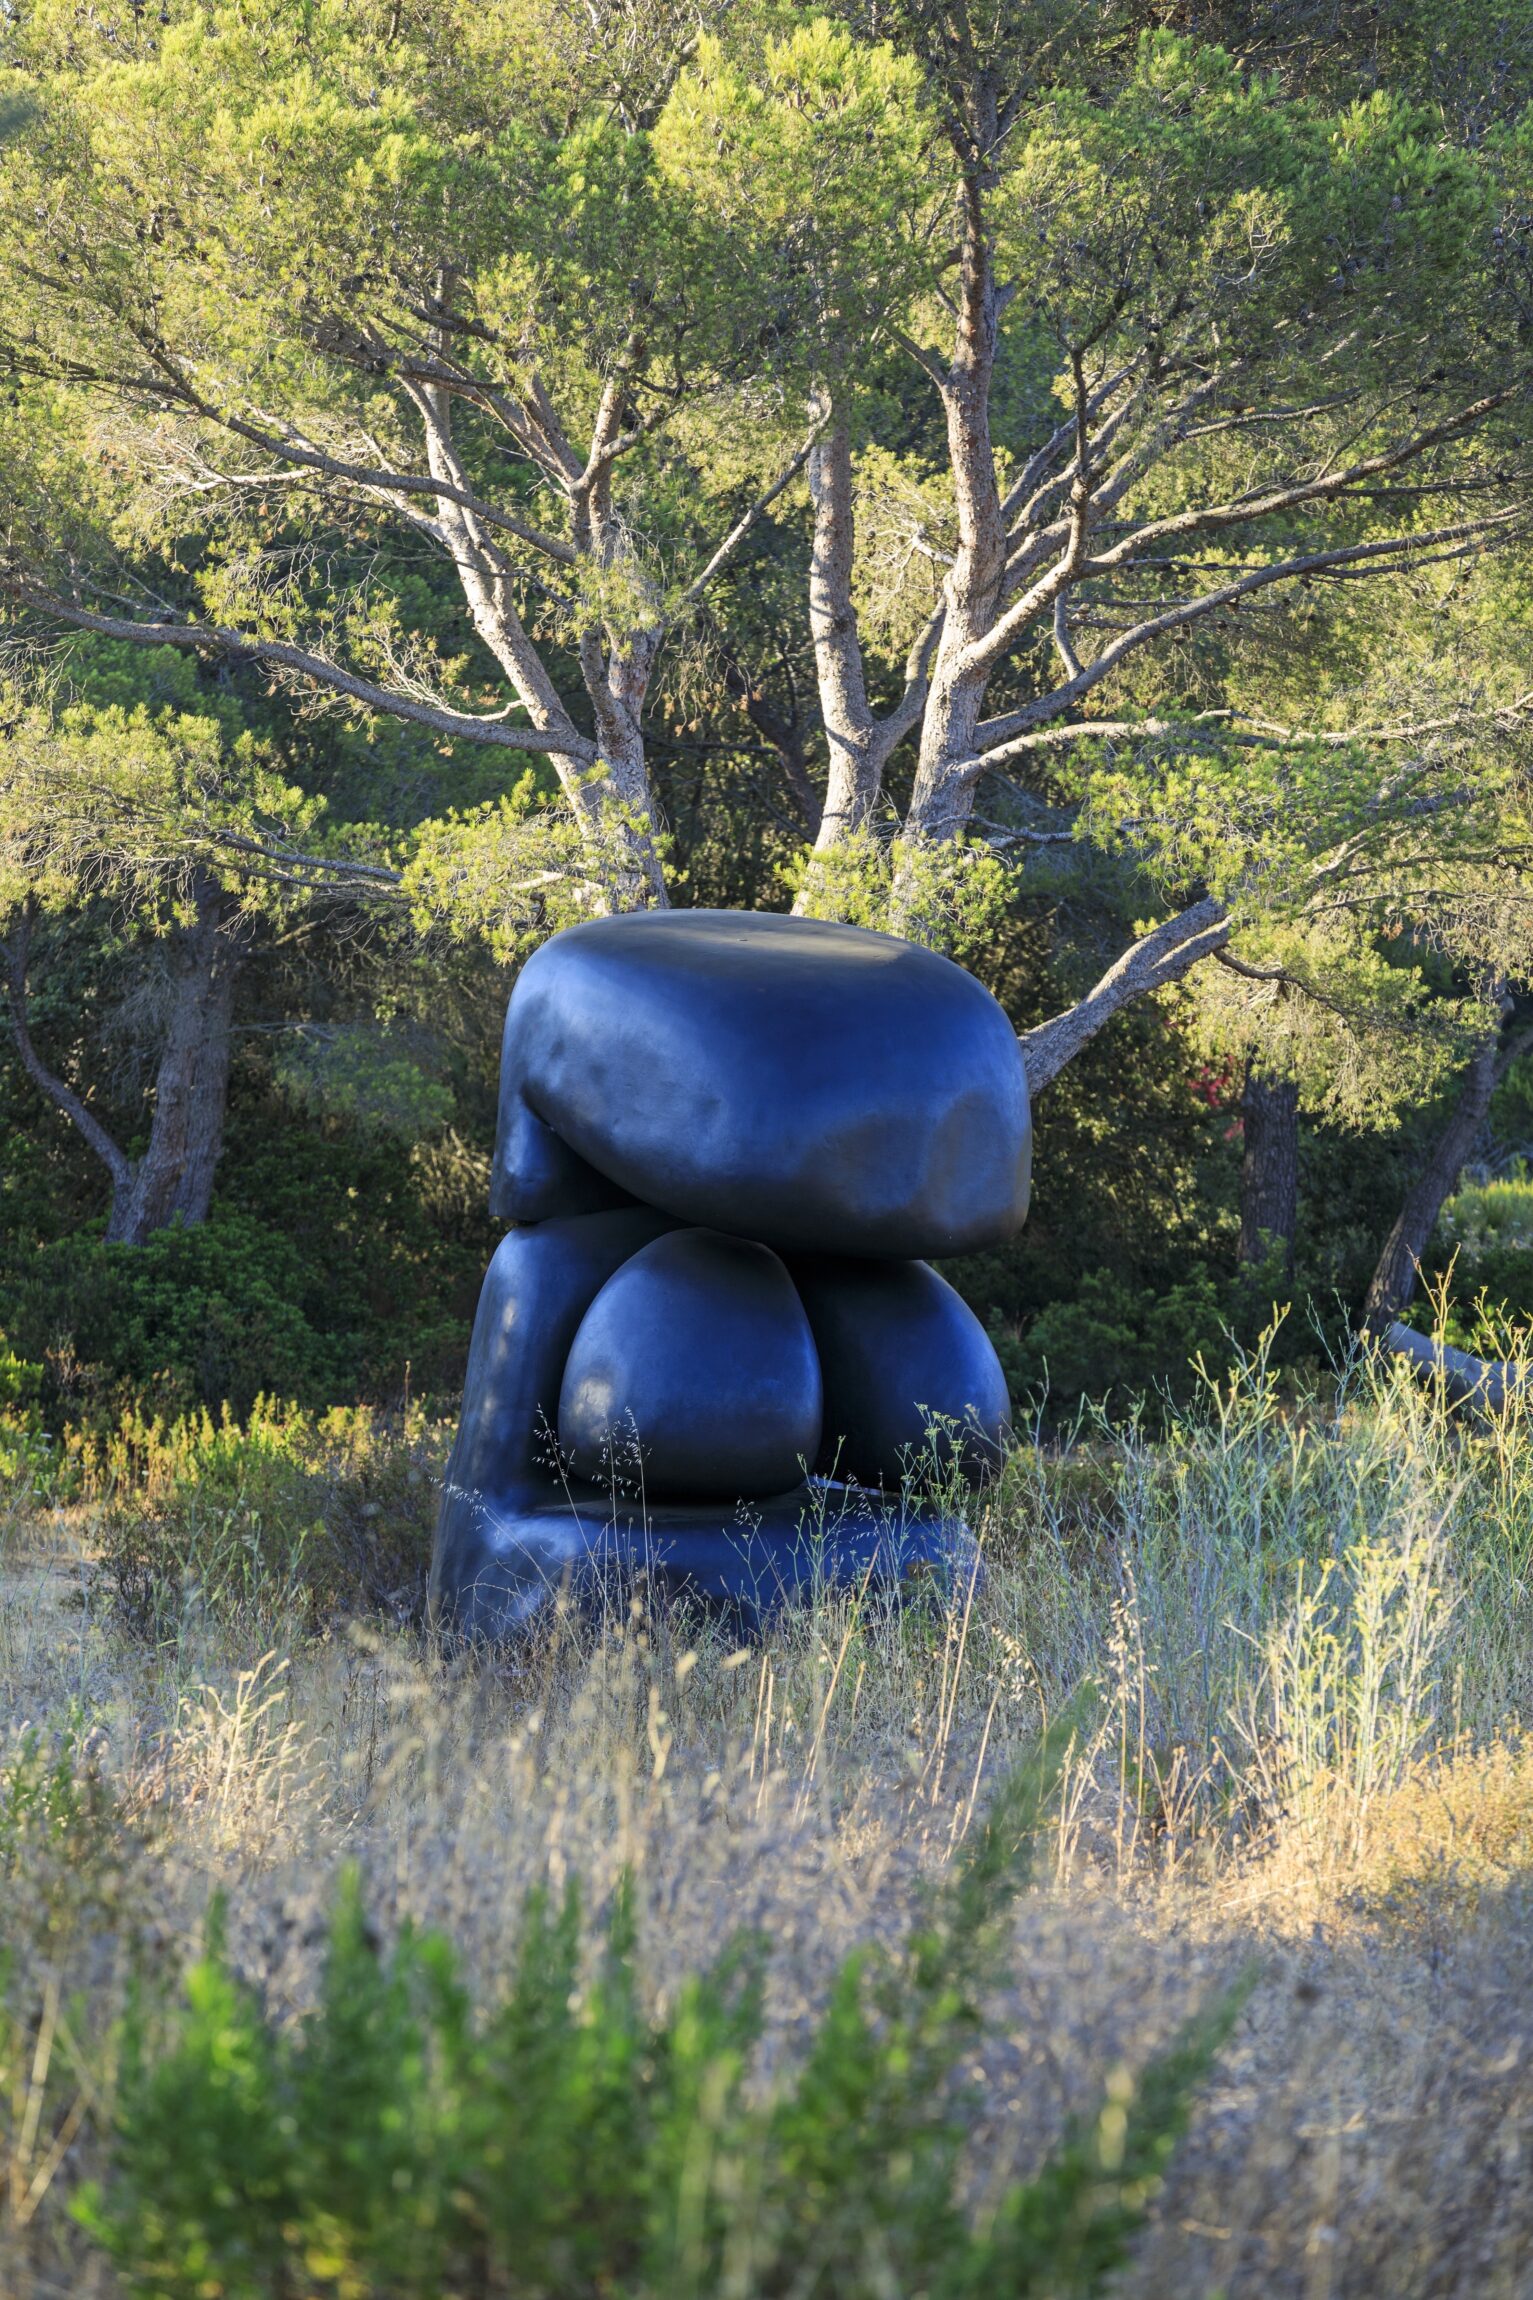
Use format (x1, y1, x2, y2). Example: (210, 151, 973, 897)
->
(435, 1485, 978, 1640)
(788, 1254, 1010, 1486)
(491, 911, 1031, 1257)
(433, 912, 1029, 1641)
(430, 1214, 977, 1638)
(559, 1228, 823, 1499)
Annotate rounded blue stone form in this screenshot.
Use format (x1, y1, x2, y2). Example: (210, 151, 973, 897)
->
(559, 1228, 823, 1500)
(789, 1255, 1010, 1487)
(492, 911, 1031, 1257)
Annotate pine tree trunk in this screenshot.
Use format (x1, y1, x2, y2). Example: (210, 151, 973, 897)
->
(105, 879, 240, 1245)
(804, 415, 882, 848)
(1362, 1011, 1514, 1331)
(1238, 1062, 1299, 1275)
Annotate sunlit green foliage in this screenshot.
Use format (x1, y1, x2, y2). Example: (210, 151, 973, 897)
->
(86, 1395, 443, 1638)
(0, 0, 1529, 1402)
(0, 692, 322, 922)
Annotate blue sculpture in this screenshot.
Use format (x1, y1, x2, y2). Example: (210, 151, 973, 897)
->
(430, 912, 1031, 1638)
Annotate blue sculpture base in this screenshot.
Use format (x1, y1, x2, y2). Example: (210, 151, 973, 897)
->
(431, 1477, 979, 1641)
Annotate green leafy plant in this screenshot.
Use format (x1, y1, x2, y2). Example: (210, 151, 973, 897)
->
(0, 1332, 50, 1496)
(1403, 1163, 1533, 1349)
(0, 1721, 118, 1885)
(991, 1267, 1236, 1420)
(77, 1727, 1250, 2299)
(89, 1398, 445, 1641)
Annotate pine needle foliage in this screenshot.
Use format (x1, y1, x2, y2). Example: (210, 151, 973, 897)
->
(75, 1723, 1248, 2299)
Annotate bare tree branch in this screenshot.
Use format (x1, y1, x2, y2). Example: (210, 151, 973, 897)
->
(186, 406, 580, 564)
(206, 830, 405, 889)
(950, 691, 1533, 782)
(976, 510, 1526, 750)
(1, 584, 599, 761)
(676, 421, 826, 612)
(957, 384, 1525, 696)
(2, 902, 134, 1200)
(1087, 390, 1524, 583)
(1378, 1320, 1532, 1411)
(1018, 894, 1231, 1091)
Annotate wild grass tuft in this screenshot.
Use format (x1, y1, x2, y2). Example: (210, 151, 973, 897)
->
(85, 1399, 445, 1649)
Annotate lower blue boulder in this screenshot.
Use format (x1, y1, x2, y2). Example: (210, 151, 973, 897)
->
(559, 1229, 822, 1499)
(788, 1256, 1010, 1487)
(429, 1213, 977, 1640)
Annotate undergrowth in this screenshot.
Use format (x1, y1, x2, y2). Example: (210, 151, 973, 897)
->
(4, 1336, 1533, 2295)
(76, 1728, 1248, 2300)
(83, 1400, 446, 1643)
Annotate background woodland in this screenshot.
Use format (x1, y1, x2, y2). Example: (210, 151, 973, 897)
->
(4, 0, 1533, 1430)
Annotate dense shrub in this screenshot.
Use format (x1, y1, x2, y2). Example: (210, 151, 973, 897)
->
(991, 1268, 1235, 1416)
(76, 1739, 1247, 2300)
(88, 1399, 446, 1640)
(2, 1064, 495, 1423)
(10, 1213, 340, 1422)
(0, 1333, 49, 1491)
(1411, 1165, 1533, 1348)
(980, 1249, 1299, 1423)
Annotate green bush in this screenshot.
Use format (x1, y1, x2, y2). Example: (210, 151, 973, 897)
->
(13, 1213, 335, 1422)
(0, 1720, 120, 1887)
(3, 1123, 491, 1424)
(90, 1399, 445, 1640)
(77, 1735, 1247, 2300)
(1437, 1164, 1533, 1257)
(0, 1332, 50, 1492)
(1410, 1164, 1533, 1348)
(991, 1267, 1236, 1418)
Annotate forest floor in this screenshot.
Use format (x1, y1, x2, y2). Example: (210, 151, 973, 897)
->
(4, 1346, 1533, 2297)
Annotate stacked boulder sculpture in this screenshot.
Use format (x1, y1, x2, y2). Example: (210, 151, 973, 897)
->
(429, 910, 1031, 1638)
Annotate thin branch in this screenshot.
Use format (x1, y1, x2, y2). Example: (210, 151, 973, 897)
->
(962, 350, 1096, 679)
(237, 425, 576, 563)
(1051, 592, 1082, 682)
(675, 422, 826, 613)
(206, 830, 405, 889)
(1000, 372, 1223, 598)
(959, 711, 1234, 776)
(1000, 363, 1135, 528)
(970, 387, 1524, 687)
(1018, 895, 1231, 1092)
(888, 326, 950, 391)
(2, 903, 134, 1198)
(120, 355, 583, 563)
(2, 586, 598, 761)
(872, 601, 946, 759)
(954, 691, 1533, 780)
(1213, 948, 1287, 984)
(1082, 387, 1523, 578)
(974, 815, 1078, 847)
(976, 510, 1526, 749)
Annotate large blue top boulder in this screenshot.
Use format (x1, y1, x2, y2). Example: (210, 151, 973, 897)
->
(491, 910, 1031, 1259)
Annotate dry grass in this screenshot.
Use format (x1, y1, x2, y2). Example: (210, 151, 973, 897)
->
(5, 1341, 1533, 2296)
